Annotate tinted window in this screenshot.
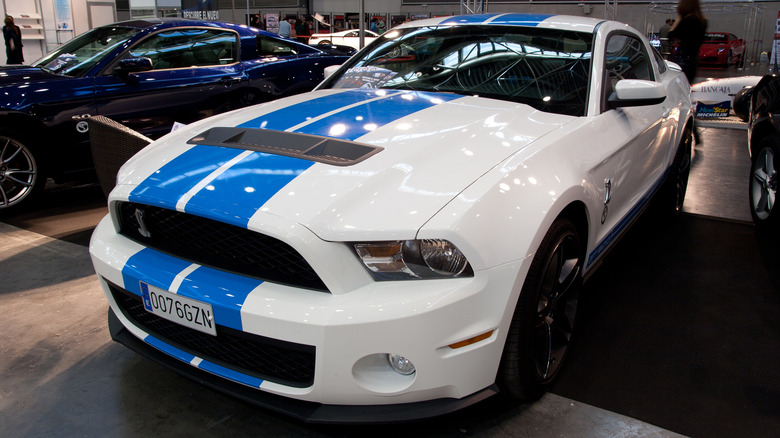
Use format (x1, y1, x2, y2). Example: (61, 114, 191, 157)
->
(321, 25, 593, 116)
(257, 36, 300, 56)
(127, 29, 237, 70)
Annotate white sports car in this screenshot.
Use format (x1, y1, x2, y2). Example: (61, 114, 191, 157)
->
(308, 29, 379, 49)
(90, 14, 694, 423)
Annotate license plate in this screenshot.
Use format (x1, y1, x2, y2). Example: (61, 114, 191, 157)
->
(140, 282, 217, 336)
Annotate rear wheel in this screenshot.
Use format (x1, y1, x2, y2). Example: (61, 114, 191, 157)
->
(662, 123, 693, 218)
(0, 132, 45, 213)
(317, 40, 332, 45)
(499, 218, 583, 401)
(749, 136, 779, 226)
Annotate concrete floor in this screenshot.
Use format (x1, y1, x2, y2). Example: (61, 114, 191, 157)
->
(0, 67, 764, 437)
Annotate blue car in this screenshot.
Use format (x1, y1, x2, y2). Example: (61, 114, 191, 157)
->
(0, 18, 354, 212)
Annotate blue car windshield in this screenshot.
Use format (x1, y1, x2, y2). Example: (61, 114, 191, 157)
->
(320, 25, 593, 116)
(33, 26, 140, 77)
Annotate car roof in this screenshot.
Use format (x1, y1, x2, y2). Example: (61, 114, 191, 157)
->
(104, 18, 263, 37)
(394, 13, 604, 34)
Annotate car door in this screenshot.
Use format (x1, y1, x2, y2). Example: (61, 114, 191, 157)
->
(585, 31, 675, 261)
(93, 27, 247, 139)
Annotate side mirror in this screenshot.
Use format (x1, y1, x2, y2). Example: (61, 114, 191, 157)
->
(608, 79, 667, 108)
(114, 57, 153, 75)
(323, 64, 341, 79)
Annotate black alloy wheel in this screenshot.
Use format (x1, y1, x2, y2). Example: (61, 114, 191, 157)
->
(750, 136, 779, 226)
(499, 218, 582, 401)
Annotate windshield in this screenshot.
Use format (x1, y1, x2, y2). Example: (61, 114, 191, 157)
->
(320, 25, 593, 116)
(33, 26, 140, 77)
(703, 33, 728, 43)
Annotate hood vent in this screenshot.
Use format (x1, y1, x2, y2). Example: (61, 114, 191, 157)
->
(187, 127, 383, 166)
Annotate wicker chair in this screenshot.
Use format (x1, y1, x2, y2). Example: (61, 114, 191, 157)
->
(87, 116, 152, 197)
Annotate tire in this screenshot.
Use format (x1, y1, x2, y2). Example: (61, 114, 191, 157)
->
(317, 40, 331, 46)
(749, 136, 779, 226)
(662, 123, 693, 218)
(0, 132, 45, 213)
(499, 218, 583, 401)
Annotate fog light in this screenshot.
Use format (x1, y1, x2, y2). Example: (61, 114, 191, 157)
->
(387, 353, 416, 375)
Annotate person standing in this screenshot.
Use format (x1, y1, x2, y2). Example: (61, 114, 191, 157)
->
(668, 0, 706, 144)
(278, 17, 292, 38)
(659, 18, 674, 59)
(3, 15, 23, 65)
(668, 0, 707, 84)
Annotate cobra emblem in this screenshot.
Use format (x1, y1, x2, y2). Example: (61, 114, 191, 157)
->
(601, 179, 612, 224)
(134, 208, 152, 238)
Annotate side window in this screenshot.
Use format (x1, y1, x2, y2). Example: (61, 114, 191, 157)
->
(652, 47, 667, 74)
(257, 36, 300, 56)
(603, 34, 653, 109)
(127, 29, 237, 70)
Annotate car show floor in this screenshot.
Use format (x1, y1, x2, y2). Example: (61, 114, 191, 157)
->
(1, 68, 778, 437)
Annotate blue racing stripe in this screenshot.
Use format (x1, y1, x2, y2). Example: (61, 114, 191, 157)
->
(144, 334, 264, 388)
(487, 14, 554, 26)
(145, 334, 197, 363)
(184, 152, 314, 228)
(238, 89, 385, 131)
(440, 14, 498, 25)
(297, 91, 461, 140)
(129, 145, 247, 210)
(440, 14, 552, 26)
(121, 247, 193, 296)
(199, 360, 264, 388)
(176, 265, 262, 332)
(586, 168, 670, 268)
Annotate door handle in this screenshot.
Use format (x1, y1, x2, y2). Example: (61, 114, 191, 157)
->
(220, 76, 243, 86)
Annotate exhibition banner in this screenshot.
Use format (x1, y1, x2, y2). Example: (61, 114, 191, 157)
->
(182, 0, 220, 21)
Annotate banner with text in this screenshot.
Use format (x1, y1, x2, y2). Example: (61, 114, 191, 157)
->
(182, 0, 220, 21)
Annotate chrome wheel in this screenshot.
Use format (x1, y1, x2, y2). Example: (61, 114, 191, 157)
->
(750, 144, 778, 223)
(533, 232, 581, 382)
(0, 135, 38, 210)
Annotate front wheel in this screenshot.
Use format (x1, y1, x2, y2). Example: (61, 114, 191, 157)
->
(0, 133, 45, 213)
(499, 218, 583, 401)
(749, 136, 779, 226)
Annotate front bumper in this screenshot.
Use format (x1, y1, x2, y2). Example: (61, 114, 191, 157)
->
(108, 308, 499, 424)
(90, 214, 524, 421)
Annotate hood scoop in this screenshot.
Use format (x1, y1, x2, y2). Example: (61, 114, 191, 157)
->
(187, 127, 383, 166)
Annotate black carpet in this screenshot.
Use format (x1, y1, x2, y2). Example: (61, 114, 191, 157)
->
(551, 213, 780, 437)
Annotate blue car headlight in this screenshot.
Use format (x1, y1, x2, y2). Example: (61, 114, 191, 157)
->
(353, 239, 473, 280)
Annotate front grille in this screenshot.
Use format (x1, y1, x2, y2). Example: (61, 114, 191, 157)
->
(117, 201, 327, 291)
(108, 282, 316, 388)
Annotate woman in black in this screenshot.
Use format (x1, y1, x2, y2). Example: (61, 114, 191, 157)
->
(668, 0, 706, 143)
(668, 0, 707, 84)
(3, 15, 23, 65)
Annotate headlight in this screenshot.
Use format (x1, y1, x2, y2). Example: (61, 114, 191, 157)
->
(352, 239, 473, 280)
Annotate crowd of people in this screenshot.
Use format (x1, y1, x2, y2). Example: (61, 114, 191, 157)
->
(249, 13, 389, 43)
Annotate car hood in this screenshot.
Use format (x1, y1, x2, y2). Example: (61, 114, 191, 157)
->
(0, 66, 74, 109)
(120, 88, 573, 240)
(0, 66, 61, 85)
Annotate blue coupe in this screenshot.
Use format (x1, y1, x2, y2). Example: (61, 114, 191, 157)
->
(0, 18, 354, 212)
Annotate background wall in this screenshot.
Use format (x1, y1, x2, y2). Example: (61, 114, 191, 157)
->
(2, 0, 779, 65)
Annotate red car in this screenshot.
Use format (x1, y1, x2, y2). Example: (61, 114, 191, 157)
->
(698, 32, 745, 67)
